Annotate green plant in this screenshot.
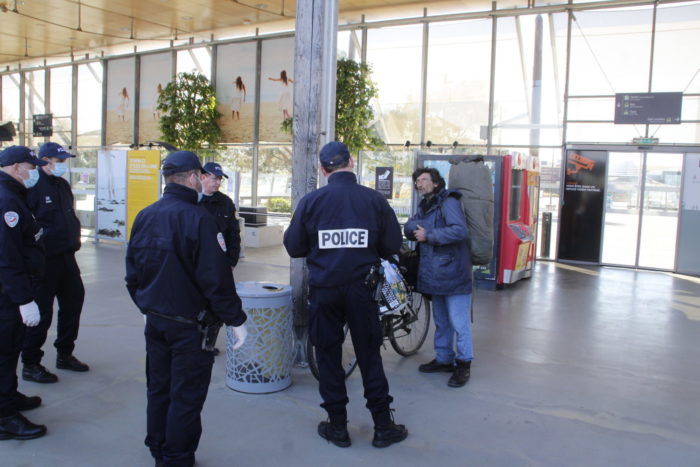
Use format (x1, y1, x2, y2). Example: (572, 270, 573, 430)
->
(266, 197, 292, 213)
(157, 72, 222, 151)
(281, 58, 383, 156)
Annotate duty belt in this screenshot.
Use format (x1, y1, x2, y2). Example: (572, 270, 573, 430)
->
(145, 310, 197, 325)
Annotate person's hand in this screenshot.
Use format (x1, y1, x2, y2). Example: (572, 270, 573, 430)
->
(232, 324, 248, 350)
(414, 225, 428, 242)
(19, 301, 41, 327)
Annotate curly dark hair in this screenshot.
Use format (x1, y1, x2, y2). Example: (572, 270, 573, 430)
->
(412, 167, 445, 193)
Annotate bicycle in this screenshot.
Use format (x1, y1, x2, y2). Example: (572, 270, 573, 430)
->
(306, 263, 431, 380)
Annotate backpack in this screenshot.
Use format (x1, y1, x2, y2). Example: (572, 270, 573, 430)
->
(447, 156, 494, 265)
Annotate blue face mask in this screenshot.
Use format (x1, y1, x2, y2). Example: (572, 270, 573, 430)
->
(52, 162, 67, 177)
(23, 168, 40, 188)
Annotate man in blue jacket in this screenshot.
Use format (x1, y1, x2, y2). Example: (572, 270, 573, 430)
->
(125, 151, 247, 467)
(283, 141, 408, 449)
(0, 146, 48, 440)
(22, 142, 88, 384)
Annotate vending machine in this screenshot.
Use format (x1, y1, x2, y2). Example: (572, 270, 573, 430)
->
(497, 153, 539, 285)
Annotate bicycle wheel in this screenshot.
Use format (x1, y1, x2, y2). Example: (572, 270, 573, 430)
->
(389, 292, 431, 356)
(306, 324, 358, 381)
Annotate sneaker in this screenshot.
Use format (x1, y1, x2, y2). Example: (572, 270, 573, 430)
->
(418, 359, 454, 373)
(56, 354, 89, 372)
(372, 410, 408, 448)
(0, 413, 47, 440)
(14, 392, 42, 412)
(447, 359, 471, 388)
(317, 420, 351, 448)
(22, 363, 58, 383)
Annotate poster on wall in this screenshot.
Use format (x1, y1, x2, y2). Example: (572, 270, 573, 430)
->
(558, 150, 607, 263)
(106, 57, 135, 145)
(126, 150, 161, 240)
(139, 53, 172, 143)
(216, 42, 257, 143)
(96, 149, 127, 241)
(375, 166, 394, 199)
(259, 37, 295, 142)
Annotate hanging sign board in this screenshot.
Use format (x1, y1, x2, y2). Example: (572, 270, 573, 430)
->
(32, 114, 53, 137)
(614, 92, 682, 125)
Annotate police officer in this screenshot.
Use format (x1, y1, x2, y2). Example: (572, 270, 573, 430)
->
(125, 151, 247, 467)
(22, 142, 88, 384)
(0, 146, 48, 440)
(199, 162, 241, 268)
(283, 141, 408, 448)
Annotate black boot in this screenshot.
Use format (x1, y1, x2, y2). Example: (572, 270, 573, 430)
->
(317, 413, 351, 448)
(22, 363, 58, 383)
(418, 359, 454, 373)
(0, 413, 47, 440)
(14, 392, 42, 411)
(56, 354, 89, 372)
(447, 359, 471, 388)
(372, 409, 408, 448)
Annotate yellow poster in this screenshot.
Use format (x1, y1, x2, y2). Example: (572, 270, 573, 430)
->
(515, 241, 531, 271)
(127, 150, 161, 240)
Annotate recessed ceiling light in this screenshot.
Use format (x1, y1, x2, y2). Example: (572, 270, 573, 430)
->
(181, 16, 193, 20)
(256, 3, 268, 8)
(242, 19, 251, 24)
(119, 26, 130, 32)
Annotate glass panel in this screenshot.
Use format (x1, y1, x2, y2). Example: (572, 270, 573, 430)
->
(425, 19, 491, 145)
(638, 153, 683, 269)
(652, 3, 700, 94)
(24, 70, 46, 147)
(77, 62, 103, 146)
(568, 7, 653, 96)
(357, 149, 416, 223)
(71, 149, 98, 236)
(50, 67, 73, 146)
(537, 147, 561, 259)
(177, 47, 212, 78)
(1, 74, 21, 146)
(216, 146, 254, 207)
(258, 145, 292, 218)
(601, 152, 642, 266)
(566, 122, 643, 144)
(492, 13, 567, 147)
(366, 24, 423, 144)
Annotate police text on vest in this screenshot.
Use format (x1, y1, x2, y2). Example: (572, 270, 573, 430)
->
(318, 229, 368, 249)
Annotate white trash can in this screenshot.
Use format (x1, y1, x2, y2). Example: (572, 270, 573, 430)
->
(226, 282, 293, 394)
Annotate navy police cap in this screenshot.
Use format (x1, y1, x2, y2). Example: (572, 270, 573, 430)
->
(202, 162, 229, 179)
(38, 142, 76, 160)
(319, 141, 350, 167)
(162, 151, 204, 176)
(0, 145, 48, 167)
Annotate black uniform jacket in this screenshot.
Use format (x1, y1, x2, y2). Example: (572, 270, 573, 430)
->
(283, 171, 402, 288)
(125, 183, 246, 326)
(27, 169, 81, 257)
(0, 171, 45, 310)
(199, 191, 241, 268)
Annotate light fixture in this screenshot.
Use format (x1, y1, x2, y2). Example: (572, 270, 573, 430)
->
(181, 15, 193, 20)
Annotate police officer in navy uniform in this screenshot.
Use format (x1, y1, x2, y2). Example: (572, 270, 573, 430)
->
(0, 146, 48, 440)
(283, 141, 408, 448)
(22, 142, 88, 384)
(199, 162, 241, 268)
(125, 151, 247, 467)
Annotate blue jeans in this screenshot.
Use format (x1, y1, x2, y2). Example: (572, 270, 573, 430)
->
(431, 293, 473, 363)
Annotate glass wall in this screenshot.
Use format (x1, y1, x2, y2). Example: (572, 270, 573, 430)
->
(24, 70, 46, 148)
(50, 66, 73, 146)
(1, 74, 20, 146)
(77, 62, 103, 146)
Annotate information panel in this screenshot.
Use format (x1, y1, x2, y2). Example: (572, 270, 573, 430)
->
(614, 92, 682, 125)
(126, 150, 161, 240)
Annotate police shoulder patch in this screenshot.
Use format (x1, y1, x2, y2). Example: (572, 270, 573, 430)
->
(217, 232, 227, 252)
(4, 211, 19, 228)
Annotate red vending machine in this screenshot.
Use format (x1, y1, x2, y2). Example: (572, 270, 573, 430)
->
(497, 153, 539, 285)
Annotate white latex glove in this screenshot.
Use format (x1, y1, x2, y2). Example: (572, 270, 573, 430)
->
(232, 324, 247, 350)
(19, 301, 41, 327)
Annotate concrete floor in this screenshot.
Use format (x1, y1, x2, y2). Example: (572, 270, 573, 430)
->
(5, 241, 700, 467)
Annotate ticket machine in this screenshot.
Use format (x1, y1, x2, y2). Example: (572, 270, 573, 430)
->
(497, 153, 538, 284)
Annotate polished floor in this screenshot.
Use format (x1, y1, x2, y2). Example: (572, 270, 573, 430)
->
(4, 241, 700, 467)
